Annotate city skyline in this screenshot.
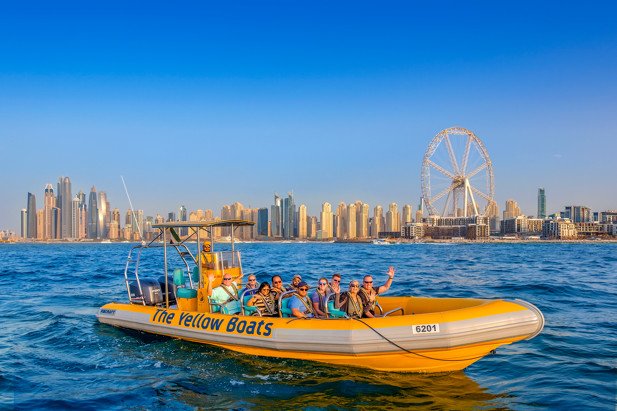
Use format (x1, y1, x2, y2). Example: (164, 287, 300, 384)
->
(1, 3, 617, 231)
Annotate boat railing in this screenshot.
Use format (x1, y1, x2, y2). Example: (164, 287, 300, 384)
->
(239, 287, 260, 316)
(277, 289, 297, 318)
(124, 241, 198, 306)
(324, 292, 349, 319)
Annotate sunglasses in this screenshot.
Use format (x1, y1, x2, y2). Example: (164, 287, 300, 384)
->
(223, 277, 232, 280)
(298, 287, 308, 291)
(364, 280, 373, 284)
(319, 282, 327, 285)
(248, 279, 256, 281)
(350, 284, 359, 288)
(274, 280, 282, 284)
(332, 279, 340, 282)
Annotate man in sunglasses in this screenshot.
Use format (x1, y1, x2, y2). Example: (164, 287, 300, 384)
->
(242, 274, 259, 296)
(288, 281, 315, 319)
(327, 273, 342, 295)
(207, 272, 240, 313)
(358, 266, 396, 318)
(270, 275, 287, 300)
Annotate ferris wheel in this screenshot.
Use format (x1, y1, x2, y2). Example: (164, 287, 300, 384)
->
(421, 127, 495, 217)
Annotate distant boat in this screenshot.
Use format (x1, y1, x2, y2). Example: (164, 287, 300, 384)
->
(372, 239, 391, 245)
(101, 240, 112, 244)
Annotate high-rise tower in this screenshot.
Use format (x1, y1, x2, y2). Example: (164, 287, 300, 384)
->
(537, 188, 546, 219)
(43, 184, 56, 239)
(88, 186, 99, 239)
(320, 202, 333, 239)
(26, 192, 37, 238)
(298, 204, 307, 239)
(58, 176, 72, 238)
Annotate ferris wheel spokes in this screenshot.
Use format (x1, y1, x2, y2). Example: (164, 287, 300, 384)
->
(444, 135, 461, 175)
(427, 159, 456, 179)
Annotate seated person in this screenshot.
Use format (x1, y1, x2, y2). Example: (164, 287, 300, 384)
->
(207, 272, 239, 309)
(335, 280, 364, 318)
(270, 275, 287, 300)
(310, 277, 329, 318)
(247, 282, 277, 316)
(358, 266, 396, 318)
(288, 282, 315, 319)
(290, 274, 302, 290)
(242, 274, 259, 296)
(327, 273, 342, 296)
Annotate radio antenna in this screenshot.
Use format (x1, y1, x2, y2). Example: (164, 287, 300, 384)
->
(121, 176, 144, 243)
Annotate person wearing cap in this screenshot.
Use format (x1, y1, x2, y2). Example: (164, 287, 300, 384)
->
(290, 274, 303, 290)
(201, 241, 218, 270)
(288, 281, 315, 318)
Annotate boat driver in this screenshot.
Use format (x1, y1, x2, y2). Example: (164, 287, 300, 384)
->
(288, 282, 315, 319)
(358, 266, 395, 318)
(202, 241, 218, 269)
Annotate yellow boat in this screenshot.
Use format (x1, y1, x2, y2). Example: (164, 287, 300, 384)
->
(97, 220, 544, 373)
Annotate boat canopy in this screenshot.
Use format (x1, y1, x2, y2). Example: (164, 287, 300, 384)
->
(152, 219, 255, 229)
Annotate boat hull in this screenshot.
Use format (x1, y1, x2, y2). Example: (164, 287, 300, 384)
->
(97, 296, 544, 372)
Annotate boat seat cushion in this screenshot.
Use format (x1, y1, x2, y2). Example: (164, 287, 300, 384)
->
(173, 268, 185, 286)
(280, 297, 293, 318)
(177, 288, 197, 299)
(327, 300, 347, 318)
(243, 295, 258, 315)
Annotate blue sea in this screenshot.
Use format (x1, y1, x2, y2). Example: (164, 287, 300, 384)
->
(0, 242, 615, 410)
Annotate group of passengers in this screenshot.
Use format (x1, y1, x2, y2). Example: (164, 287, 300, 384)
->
(206, 267, 396, 319)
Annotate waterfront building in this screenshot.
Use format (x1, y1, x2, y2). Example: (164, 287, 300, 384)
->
(98, 191, 110, 239)
(320, 202, 333, 239)
(466, 223, 489, 240)
(371, 205, 384, 239)
(167, 212, 176, 222)
(336, 202, 347, 239)
(501, 216, 528, 236)
(542, 218, 578, 239)
(257, 208, 268, 237)
(402, 204, 413, 225)
(26, 192, 37, 239)
(58, 176, 72, 239)
(415, 199, 423, 225)
(51, 206, 61, 239)
(109, 220, 119, 240)
(537, 188, 546, 219)
(561, 206, 591, 223)
(575, 222, 602, 237)
(595, 210, 617, 223)
(271, 194, 282, 238)
(71, 196, 80, 239)
(308, 216, 318, 239)
(78, 203, 87, 239)
(503, 199, 522, 220)
(401, 223, 425, 239)
(298, 204, 307, 239)
(356, 201, 369, 239)
(282, 193, 295, 239)
(179, 205, 188, 236)
(155, 214, 164, 224)
(386, 203, 400, 233)
(204, 209, 214, 221)
(88, 187, 98, 239)
(44, 184, 56, 239)
(424, 215, 489, 239)
(20, 209, 27, 238)
(36, 209, 44, 240)
(346, 203, 357, 239)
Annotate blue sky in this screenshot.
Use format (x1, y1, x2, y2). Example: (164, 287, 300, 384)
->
(1, 1, 616, 230)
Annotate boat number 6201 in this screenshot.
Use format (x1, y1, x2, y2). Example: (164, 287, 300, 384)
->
(412, 323, 440, 334)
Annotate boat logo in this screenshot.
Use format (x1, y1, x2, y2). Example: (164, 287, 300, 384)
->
(151, 309, 274, 337)
(99, 309, 116, 315)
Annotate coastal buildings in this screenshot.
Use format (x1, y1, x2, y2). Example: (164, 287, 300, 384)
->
(26, 192, 37, 238)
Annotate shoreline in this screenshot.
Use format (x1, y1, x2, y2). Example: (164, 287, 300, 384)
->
(3, 238, 616, 245)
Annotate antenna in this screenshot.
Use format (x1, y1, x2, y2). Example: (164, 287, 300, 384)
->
(121, 176, 144, 243)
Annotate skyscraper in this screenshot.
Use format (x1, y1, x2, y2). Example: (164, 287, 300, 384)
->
(98, 191, 110, 239)
(371, 205, 383, 238)
(20, 209, 27, 238)
(43, 184, 56, 239)
(26, 192, 37, 238)
(320, 202, 333, 239)
(257, 208, 268, 237)
(537, 188, 546, 219)
(503, 199, 522, 220)
(179, 205, 188, 236)
(336, 202, 347, 239)
(347, 203, 357, 239)
(58, 176, 72, 238)
(386, 203, 400, 232)
(402, 204, 413, 225)
(271, 194, 282, 238)
(298, 204, 307, 239)
(282, 192, 295, 239)
(71, 195, 80, 239)
(355, 201, 369, 239)
(88, 186, 99, 239)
